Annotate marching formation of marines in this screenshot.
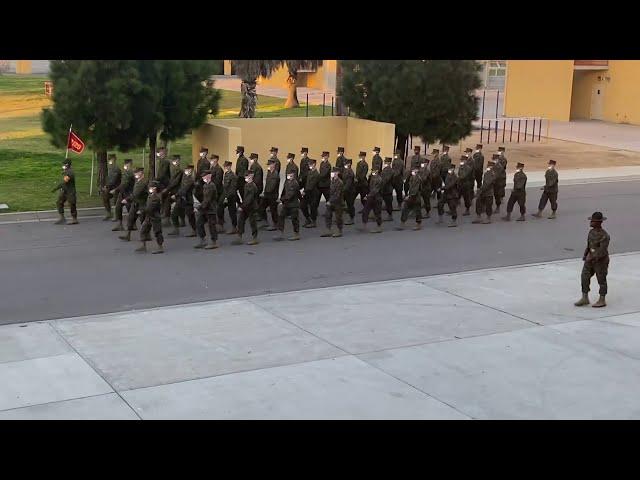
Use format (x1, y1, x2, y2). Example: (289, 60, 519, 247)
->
(52, 143, 615, 306)
(56, 143, 566, 253)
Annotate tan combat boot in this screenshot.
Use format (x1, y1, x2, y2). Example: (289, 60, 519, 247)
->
(246, 235, 259, 246)
(112, 221, 124, 231)
(194, 238, 206, 249)
(448, 218, 457, 227)
(135, 241, 147, 253)
(68, 215, 79, 225)
(471, 214, 483, 224)
(592, 295, 606, 308)
(185, 229, 197, 238)
(395, 222, 406, 231)
(204, 240, 219, 250)
(54, 214, 66, 225)
(345, 216, 354, 225)
(332, 228, 343, 238)
(532, 209, 543, 218)
(151, 242, 164, 254)
(502, 212, 511, 221)
(288, 232, 301, 241)
(516, 214, 526, 222)
(574, 293, 590, 306)
(413, 222, 422, 231)
(482, 214, 492, 224)
(119, 231, 131, 241)
(548, 211, 557, 219)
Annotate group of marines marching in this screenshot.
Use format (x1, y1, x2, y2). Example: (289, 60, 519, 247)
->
(53, 141, 610, 307)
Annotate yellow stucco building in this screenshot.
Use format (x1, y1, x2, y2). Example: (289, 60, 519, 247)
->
(504, 60, 640, 124)
(223, 60, 337, 92)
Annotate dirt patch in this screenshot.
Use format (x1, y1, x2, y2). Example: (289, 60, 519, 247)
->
(413, 131, 640, 171)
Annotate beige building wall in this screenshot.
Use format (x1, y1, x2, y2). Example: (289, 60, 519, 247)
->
(602, 60, 640, 124)
(504, 60, 574, 121)
(192, 123, 241, 169)
(193, 117, 395, 170)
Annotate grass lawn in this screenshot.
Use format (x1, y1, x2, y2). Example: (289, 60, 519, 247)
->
(0, 75, 326, 212)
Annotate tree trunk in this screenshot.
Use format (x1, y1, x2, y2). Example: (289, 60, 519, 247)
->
(285, 72, 299, 108)
(148, 133, 157, 179)
(240, 79, 257, 118)
(395, 133, 408, 155)
(96, 150, 108, 189)
(335, 60, 345, 116)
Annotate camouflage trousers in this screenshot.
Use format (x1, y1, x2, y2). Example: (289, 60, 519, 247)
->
(581, 258, 609, 295)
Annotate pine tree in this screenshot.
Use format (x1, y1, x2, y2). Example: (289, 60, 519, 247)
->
(42, 60, 144, 187)
(340, 60, 482, 152)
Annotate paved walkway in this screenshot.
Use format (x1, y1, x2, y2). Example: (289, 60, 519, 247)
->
(2, 251, 640, 419)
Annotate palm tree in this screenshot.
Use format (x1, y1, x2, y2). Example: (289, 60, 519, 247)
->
(231, 60, 283, 118)
(283, 60, 320, 108)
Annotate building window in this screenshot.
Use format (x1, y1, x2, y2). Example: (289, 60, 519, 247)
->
(488, 61, 506, 77)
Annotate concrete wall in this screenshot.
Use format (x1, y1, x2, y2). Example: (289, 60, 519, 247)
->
(504, 60, 574, 121)
(193, 116, 395, 170)
(192, 123, 241, 169)
(602, 60, 640, 124)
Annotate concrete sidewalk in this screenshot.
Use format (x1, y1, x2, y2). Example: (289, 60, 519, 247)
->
(2, 251, 640, 419)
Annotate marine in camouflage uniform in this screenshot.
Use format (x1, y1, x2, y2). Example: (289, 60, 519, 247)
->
(398, 167, 422, 230)
(268, 146, 282, 176)
(472, 160, 496, 224)
(260, 158, 281, 231)
(472, 143, 484, 191)
(439, 145, 452, 184)
(457, 152, 474, 216)
(248, 153, 264, 196)
(335, 147, 346, 179)
(318, 151, 332, 205)
(301, 158, 320, 228)
(232, 170, 259, 246)
(533, 159, 559, 219)
(503, 162, 527, 222)
(275, 171, 301, 241)
(574, 212, 610, 308)
(168, 164, 197, 237)
(298, 147, 310, 192)
(161, 155, 183, 224)
(380, 158, 395, 221)
(342, 158, 356, 225)
(235, 146, 249, 199)
(136, 180, 164, 254)
(194, 170, 219, 250)
(285, 152, 299, 181)
(355, 152, 369, 211)
(361, 169, 383, 233)
(493, 147, 508, 214)
(392, 148, 405, 210)
(155, 147, 171, 222)
(321, 167, 344, 238)
(101, 154, 121, 221)
(111, 158, 134, 231)
(371, 146, 383, 173)
(418, 159, 432, 218)
(437, 164, 460, 227)
(404, 146, 423, 195)
(429, 149, 442, 200)
(119, 167, 149, 241)
(209, 155, 224, 203)
(194, 147, 210, 201)
(218, 160, 238, 234)
(53, 159, 78, 225)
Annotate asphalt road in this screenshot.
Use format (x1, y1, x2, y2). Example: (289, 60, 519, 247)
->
(1, 181, 639, 324)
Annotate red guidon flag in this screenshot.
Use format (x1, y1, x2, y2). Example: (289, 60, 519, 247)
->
(67, 130, 85, 154)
